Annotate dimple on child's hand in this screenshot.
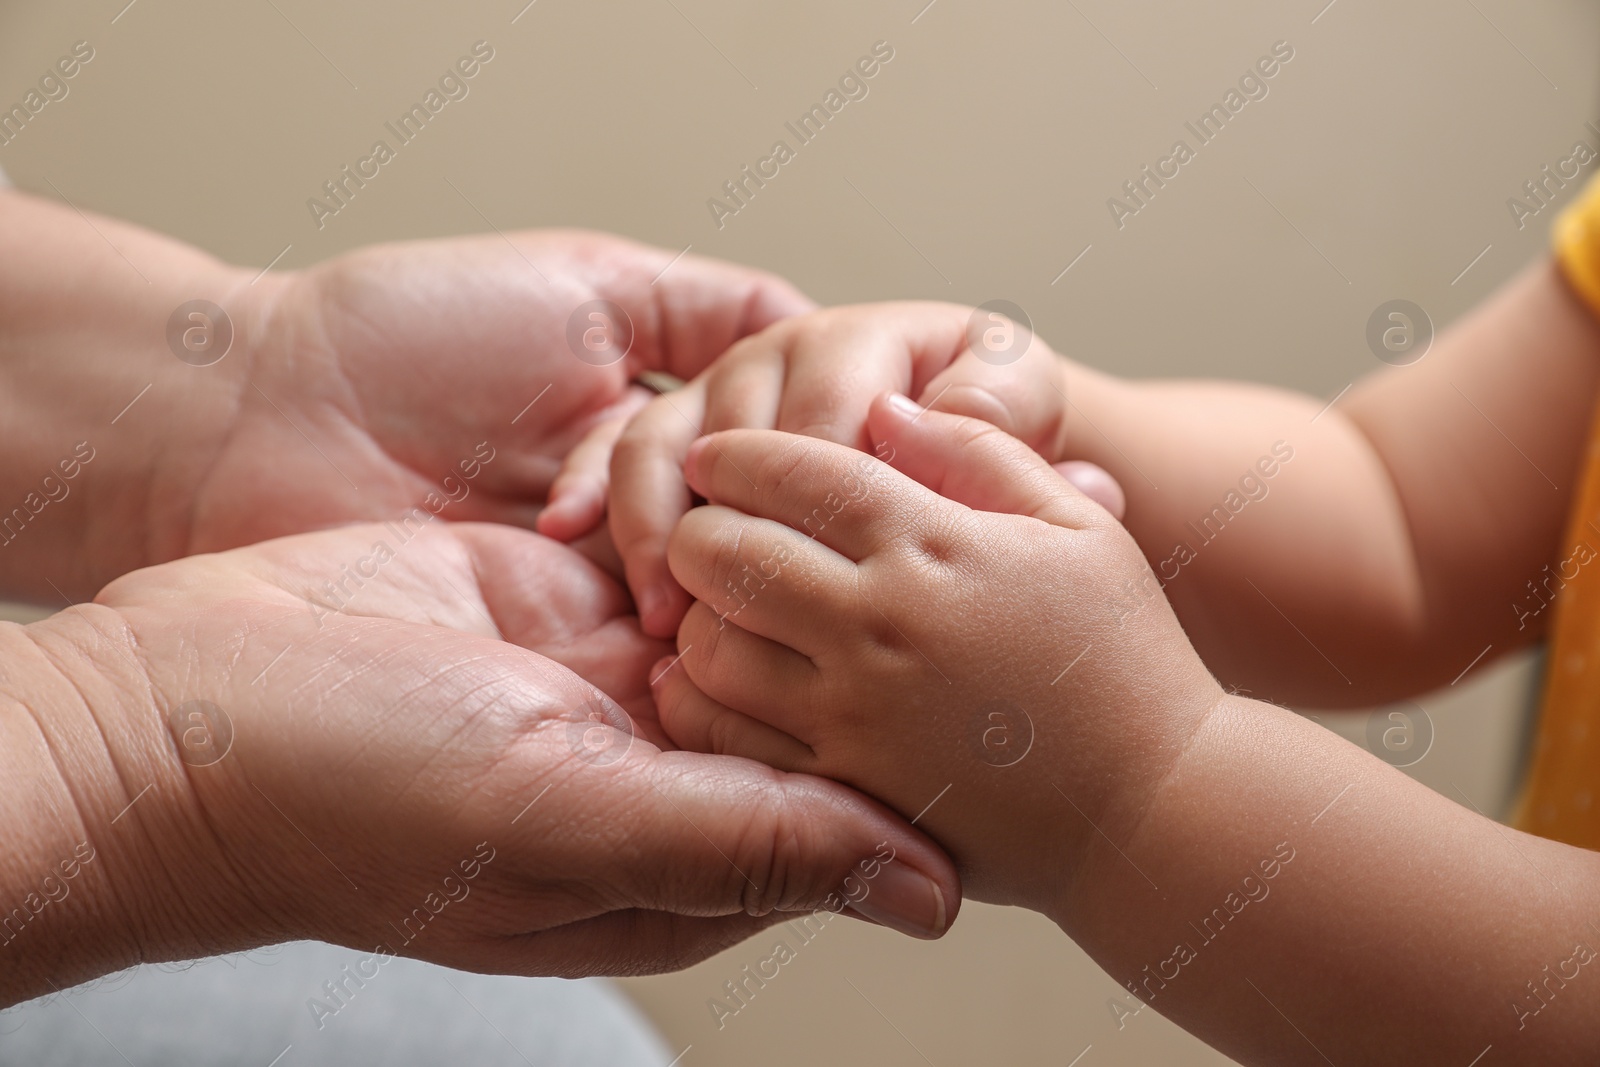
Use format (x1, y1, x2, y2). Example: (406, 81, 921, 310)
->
(537, 302, 1079, 638)
(648, 394, 1220, 912)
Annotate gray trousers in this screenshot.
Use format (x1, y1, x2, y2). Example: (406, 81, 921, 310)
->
(0, 941, 671, 1066)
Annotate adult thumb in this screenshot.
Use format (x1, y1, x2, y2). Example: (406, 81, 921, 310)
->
(867, 392, 1113, 530)
(603, 747, 959, 941)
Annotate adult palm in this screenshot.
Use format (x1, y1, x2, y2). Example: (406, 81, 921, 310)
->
(30, 521, 955, 1001)
(184, 230, 812, 560)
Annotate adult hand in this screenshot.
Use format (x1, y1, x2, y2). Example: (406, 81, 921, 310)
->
(0, 190, 811, 599)
(203, 231, 812, 548)
(0, 522, 957, 1008)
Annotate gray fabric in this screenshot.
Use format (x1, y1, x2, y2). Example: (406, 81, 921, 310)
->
(0, 941, 672, 1066)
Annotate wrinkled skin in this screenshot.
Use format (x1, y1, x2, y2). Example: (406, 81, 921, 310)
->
(181, 231, 815, 572)
(18, 521, 957, 996)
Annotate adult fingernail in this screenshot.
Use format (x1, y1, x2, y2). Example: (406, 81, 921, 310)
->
(886, 393, 923, 418)
(849, 861, 948, 940)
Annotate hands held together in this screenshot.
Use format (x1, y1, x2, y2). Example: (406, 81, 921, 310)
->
(0, 193, 968, 1007)
(532, 259, 1600, 1066)
(16, 183, 1594, 1067)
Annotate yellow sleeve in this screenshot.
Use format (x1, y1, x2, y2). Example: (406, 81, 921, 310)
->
(1554, 172, 1600, 317)
(1512, 173, 1600, 849)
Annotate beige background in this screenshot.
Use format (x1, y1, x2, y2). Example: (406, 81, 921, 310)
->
(2, 0, 1596, 1063)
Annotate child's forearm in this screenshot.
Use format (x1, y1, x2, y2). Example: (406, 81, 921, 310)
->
(1055, 692, 1600, 1065)
(1056, 363, 1420, 705)
(1054, 260, 1600, 706)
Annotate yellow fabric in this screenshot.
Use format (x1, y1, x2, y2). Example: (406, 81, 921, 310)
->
(1555, 174, 1600, 319)
(1511, 174, 1600, 848)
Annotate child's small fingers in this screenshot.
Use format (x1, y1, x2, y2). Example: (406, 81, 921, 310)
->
(667, 506, 859, 657)
(701, 345, 786, 434)
(676, 601, 819, 736)
(610, 386, 709, 637)
(774, 340, 903, 448)
(867, 393, 1106, 531)
(651, 658, 817, 772)
(772, 303, 1005, 446)
(914, 341, 1068, 453)
(682, 431, 923, 563)
(537, 414, 630, 542)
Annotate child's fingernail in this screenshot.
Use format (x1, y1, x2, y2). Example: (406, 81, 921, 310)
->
(887, 393, 923, 417)
(684, 436, 710, 472)
(537, 494, 581, 536)
(648, 655, 678, 687)
(849, 862, 949, 940)
(637, 583, 671, 630)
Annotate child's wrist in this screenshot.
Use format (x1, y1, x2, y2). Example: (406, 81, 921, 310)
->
(1041, 675, 1227, 926)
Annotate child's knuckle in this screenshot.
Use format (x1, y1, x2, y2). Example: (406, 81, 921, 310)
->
(750, 437, 815, 495)
(700, 520, 750, 606)
(938, 384, 1017, 436)
(654, 678, 689, 732)
(885, 507, 977, 573)
(853, 610, 912, 662)
(684, 607, 724, 667)
(706, 710, 745, 759)
(825, 693, 870, 735)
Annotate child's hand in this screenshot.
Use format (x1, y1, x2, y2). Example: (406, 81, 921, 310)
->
(536, 303, 1096, 638)
(643, 396, 1600, 1067)
(648, 394, 1219, 912)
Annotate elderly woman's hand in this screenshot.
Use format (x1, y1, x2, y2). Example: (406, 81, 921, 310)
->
(0, 188, 811, 600)
(0, 522, 957, 1008)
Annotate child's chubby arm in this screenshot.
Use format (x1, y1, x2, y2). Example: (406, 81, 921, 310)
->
(1052, 260, 1600, 706)
(535, 302, 1124, 638)
(652, 396, 1600, 1066)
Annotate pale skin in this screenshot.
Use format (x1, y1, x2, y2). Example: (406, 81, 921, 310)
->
(0, 520, 959, 1009)
(0, 187, 822, 599)
(575, 265, 1600, 704)
(539, 302, 1128, 635)
(1035, 259, 1600, 706)
(575, 261, 1600, 1062)
(0, 189, 961, 1008)
(652, 399, 1600, 1065)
